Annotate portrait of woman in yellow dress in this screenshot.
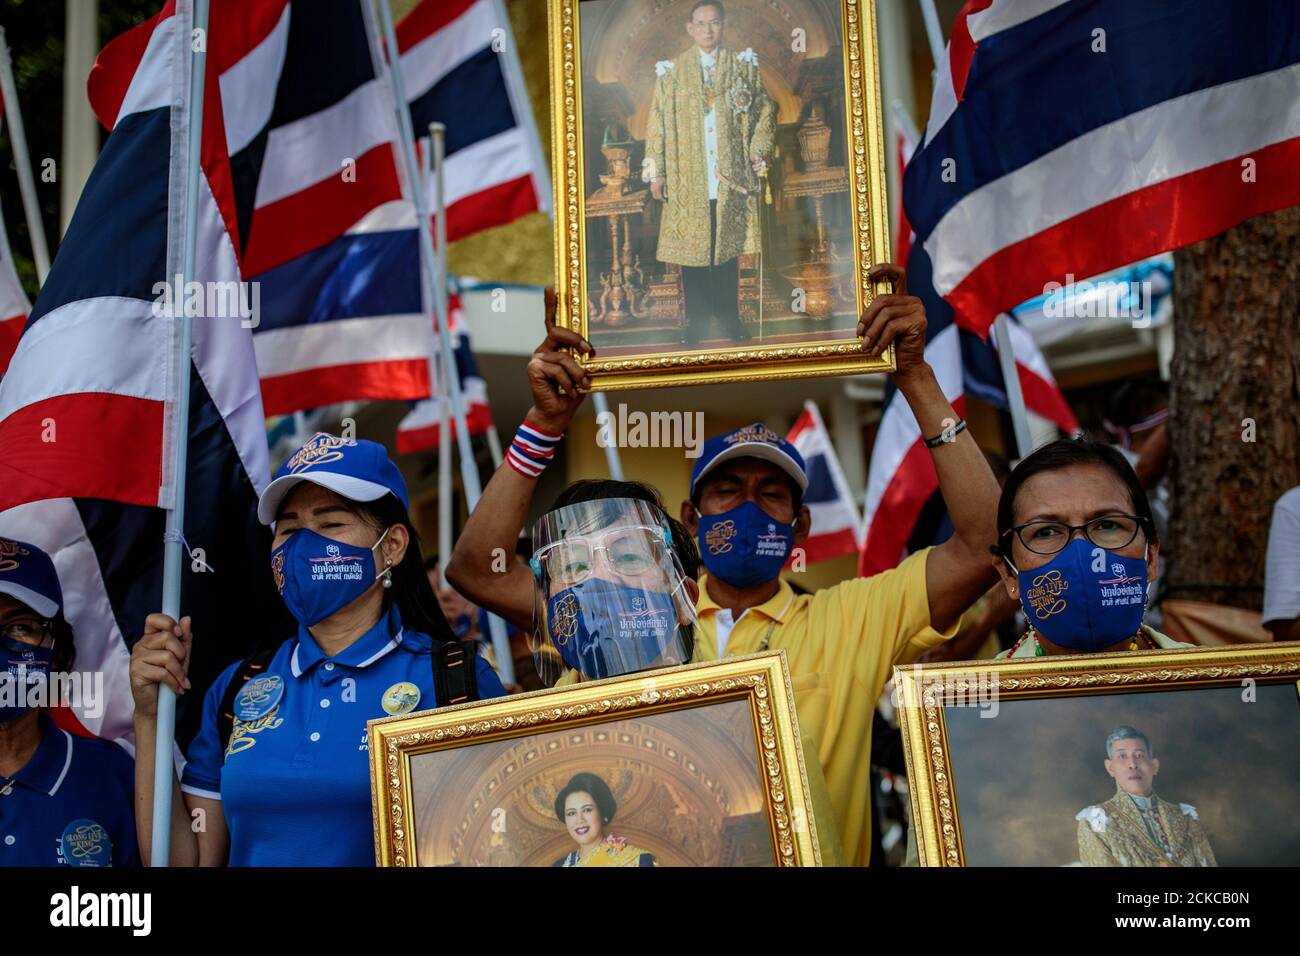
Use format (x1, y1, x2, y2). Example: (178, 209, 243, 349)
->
(552, 772, 657, 867)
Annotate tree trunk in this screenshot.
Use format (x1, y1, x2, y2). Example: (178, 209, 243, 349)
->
(1167, 207, 1300, 611)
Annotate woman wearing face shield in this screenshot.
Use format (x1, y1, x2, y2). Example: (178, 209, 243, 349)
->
(527, 491, 842, 865)
(529, 496, 699, 686)
(129, 434, 506, 866)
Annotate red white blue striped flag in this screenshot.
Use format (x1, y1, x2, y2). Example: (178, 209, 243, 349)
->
(863, 0, 1300, 575)
(908, 0, 1300, 338)
(786, 402, 863, 564)
(246, 0, 549, 417)
(394, 291, 494, 454)
(0, 0, 292, 744)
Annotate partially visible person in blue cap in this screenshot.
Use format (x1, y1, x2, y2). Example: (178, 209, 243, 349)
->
(448, 267, 1002, 866)
(0, 536, 139, 866)
(130, 433, 506, 866)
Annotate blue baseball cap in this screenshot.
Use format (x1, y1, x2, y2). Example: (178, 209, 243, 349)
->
(690, 423, 808, 498)
(257, 433, 410, 525)
(0, 537, 63, 619)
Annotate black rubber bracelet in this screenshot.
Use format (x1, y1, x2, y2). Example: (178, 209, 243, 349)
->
(923, 418, 967, 448)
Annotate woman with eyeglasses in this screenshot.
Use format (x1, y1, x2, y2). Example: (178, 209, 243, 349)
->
(991, 438, 1191, 657)
(0, 537, 139, 866)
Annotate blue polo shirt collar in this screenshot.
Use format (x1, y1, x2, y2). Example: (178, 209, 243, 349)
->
(290, 603, 405, 678)
(11, 715, 73, 796)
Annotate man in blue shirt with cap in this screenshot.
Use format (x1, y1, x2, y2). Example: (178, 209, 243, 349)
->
(131, 433, 505, 866)
(0, 536, 139, 866)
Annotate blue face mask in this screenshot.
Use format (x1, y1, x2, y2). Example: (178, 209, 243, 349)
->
(1, 643, 53, 724)
(271, 528, 388, 627)
(546, 577, 680, 680)
(1016, 537, 1148, 651)
(697, 500, 794, 589)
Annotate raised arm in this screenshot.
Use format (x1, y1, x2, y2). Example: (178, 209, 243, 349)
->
(858, 264, 1001, 633)
(445, 290, 594, 630)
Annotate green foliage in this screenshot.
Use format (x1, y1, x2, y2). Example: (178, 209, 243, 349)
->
(1, 0, 159, 299)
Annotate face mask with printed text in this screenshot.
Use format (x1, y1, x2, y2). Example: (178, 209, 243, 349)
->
(697, 501, 793, 589)
(271, 528, 388, 627)
(1017, 538, 1148, 651)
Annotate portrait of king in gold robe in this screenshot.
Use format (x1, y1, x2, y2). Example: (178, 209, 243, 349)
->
(1076, 725, 1217, 867)
(643, 0, 775, 345)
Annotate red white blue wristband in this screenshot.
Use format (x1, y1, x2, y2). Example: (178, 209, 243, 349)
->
(506, 422, 563, 479)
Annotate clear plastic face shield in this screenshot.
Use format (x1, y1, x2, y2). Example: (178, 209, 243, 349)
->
(530, 498, 697, 686)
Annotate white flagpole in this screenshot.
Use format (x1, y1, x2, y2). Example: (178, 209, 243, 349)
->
(152, 0, 210, 867)
(994, 314, 1033, 458)
(484, 424, 504, 469)
(890, 99, 920, 149)
(591, 392, 624, 480)
(373, 0, 515, 682)
(374, 1, 477, 498)
(485, 0, 551, 214)
(0, 26, 52, 284)
(438, 378, 452, 586)
(448, 274, 505, 471)
(917, 0, 946, 67)
(916, 0, 1032, 458)
(430, 122, 515, 683)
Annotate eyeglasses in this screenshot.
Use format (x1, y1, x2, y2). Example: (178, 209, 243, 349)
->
(1, 618, 53, 652)
(532, 525, 670, 587)
(1002, 514, 1148, 557)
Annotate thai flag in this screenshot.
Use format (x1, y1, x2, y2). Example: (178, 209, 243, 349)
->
(786, 402, 863, 564)
(239, 0, 433, 416)
(396, 0, 551, 238)
(394, 291, 494, 455)
(0, 0, 291, 745)
(908, 0, 1300, 338)
(0, 181, 29, 375)
(246, 0, 549, 418)
(860, 93, 1077, 576)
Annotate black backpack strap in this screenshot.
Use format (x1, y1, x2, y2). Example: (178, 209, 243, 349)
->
(217, 647, 278, 761)
(431, 640, 478, 708)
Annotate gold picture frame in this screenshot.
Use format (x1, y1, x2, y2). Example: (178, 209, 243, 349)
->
(369, 651, 822, 866)
(896, 642, 1300, 867)
(548, 0, 893, 391)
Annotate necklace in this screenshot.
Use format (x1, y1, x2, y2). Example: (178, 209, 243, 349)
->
(1010, 625, 1150, 657)
(1129, 794, 1175, 859)
(0, 777, 14, 797)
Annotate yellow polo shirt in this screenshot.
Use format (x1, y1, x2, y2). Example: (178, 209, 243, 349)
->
(695, 548, 956, 867)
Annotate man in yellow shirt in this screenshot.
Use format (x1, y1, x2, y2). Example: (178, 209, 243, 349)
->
(448, 266, 1001, 866)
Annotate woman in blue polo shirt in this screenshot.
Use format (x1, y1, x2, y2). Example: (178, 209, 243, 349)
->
(0, 537, 139, 867)
(130, 434, 506, 866)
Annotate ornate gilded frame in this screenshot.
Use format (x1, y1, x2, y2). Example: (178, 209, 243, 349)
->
(895, 642, 1300, 866)
(370, 650, 822, 866)
(548, 0, 893, 390)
